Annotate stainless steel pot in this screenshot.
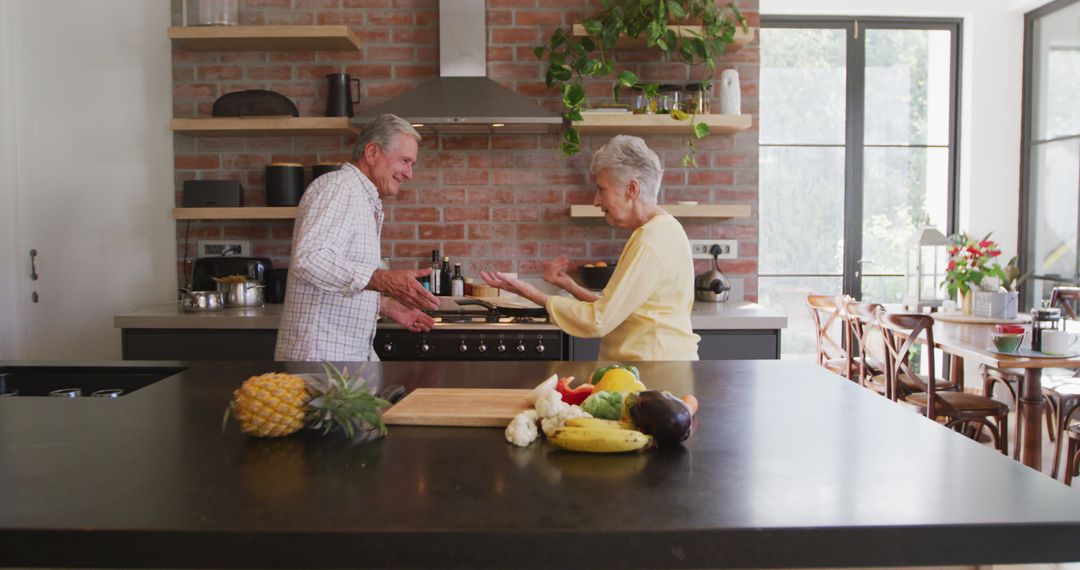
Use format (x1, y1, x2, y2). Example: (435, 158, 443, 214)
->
(180, 289, 224, 312)
(216, 280, 265, 307)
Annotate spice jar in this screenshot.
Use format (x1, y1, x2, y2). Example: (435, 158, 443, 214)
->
(683, 82, 711, 114)
(656, 84, 683, 114)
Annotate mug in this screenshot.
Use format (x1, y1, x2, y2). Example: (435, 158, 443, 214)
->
(1040, 329, 1078, 355)
(991, 333, 1024, 354)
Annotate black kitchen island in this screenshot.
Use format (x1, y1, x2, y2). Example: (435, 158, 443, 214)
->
(2, 359, 1080, 569)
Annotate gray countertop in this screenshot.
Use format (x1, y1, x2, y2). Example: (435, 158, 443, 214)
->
(114, 300, 787, 331)
(2, 359, 1079, 569)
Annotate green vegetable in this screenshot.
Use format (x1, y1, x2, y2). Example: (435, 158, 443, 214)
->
(589, 364, 640, 384)
(581, 390, 623, 420)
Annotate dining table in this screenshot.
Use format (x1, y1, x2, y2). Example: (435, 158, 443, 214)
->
(928, 315, 1080, 471)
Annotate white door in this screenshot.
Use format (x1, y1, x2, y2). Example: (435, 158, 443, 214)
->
(0, 0, 176, 360)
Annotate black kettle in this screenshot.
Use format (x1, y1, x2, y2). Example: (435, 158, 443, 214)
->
(325, 73, 360, 117)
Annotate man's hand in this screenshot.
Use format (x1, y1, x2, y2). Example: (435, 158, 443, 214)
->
(368, 269, 440, 311)
(381, 297, 435, 333)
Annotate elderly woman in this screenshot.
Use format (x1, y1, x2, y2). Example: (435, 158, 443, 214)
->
(481, 135, 700, 361)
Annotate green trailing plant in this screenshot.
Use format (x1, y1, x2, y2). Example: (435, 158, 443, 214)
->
(535, 0, 748, 165)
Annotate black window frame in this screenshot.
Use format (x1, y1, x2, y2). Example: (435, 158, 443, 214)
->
(1018, 0, 1080, 309)
(759, 16, 962, 299)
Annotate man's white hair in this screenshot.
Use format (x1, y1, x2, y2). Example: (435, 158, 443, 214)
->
(352, 114, 421, 161)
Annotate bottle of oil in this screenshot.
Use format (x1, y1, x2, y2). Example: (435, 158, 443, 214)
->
(428, 249, 441, 293)
(439, 256, 452, 296)
(451, 263, 465, 297)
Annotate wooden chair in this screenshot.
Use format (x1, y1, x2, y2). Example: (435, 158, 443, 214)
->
(981, 286, 1080, 473)
(878, 310, 1010, 454)
(843, 300, 886, 393)
(1062, 404, 1080, 485)
(806, 294, 851, 379)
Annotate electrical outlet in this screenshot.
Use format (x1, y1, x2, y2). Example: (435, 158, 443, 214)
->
(690, 239, 737, 260)
(197, 240, 251, 258)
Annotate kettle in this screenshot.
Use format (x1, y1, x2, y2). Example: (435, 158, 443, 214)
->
(695, 246, 731, 303)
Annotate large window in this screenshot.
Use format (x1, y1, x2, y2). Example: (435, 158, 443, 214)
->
(1021, 0, 1080, 307)
(759, 18, 961, 358)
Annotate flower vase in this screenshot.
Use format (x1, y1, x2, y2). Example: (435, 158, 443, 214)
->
(960, 289, 974, 315)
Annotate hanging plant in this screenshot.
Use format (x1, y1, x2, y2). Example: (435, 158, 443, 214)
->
(535, 0, 747, 166)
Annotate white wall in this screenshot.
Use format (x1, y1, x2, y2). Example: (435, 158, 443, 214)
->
(0, 0, 175, 359)
(760, 0, 1052, 259)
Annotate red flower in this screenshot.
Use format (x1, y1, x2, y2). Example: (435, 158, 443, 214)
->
(979, 240, 995, 248)
(947, 260, 956, 271)
(949, 247, 960, 255)
(988, 249, 1001, 257)
(966, 246, 980, 257)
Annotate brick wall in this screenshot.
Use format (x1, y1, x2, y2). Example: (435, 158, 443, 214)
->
(171, 0, 760, 298)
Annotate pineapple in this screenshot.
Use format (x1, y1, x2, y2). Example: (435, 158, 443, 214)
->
(225, 362, 390, 439)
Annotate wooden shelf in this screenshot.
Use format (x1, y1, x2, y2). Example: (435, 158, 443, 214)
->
(168, 25, 362, 52)
(569, 204, 751, 219)
(173, 207, 297, 220)
(573, 113, 751, 134)
(170, 117, 360, 136)
(571, 24, 753, 52)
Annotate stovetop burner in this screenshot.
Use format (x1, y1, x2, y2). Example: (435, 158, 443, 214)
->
(425, 297, 550, 325)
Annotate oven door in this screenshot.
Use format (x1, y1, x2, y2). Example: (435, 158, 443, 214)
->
(374, 330, 565, 361)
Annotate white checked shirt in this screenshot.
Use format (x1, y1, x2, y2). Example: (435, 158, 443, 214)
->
(275, 163, 384, 361)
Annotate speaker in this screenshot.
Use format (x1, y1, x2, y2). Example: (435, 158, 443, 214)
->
(182, 180, 243, 207)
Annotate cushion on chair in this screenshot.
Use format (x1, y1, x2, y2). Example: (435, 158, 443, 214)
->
(906, 391, 1010, 414)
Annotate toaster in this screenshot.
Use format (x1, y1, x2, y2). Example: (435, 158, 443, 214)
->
(190, 257, 272, 291)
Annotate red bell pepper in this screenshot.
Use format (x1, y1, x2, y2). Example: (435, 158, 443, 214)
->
(556, 376, 595, 405)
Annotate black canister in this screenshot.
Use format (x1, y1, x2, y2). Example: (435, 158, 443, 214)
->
(312, 162, 342, 180)
(265, 163, 305, 206)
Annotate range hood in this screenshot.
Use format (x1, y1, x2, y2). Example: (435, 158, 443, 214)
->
(357, 0, 562, 133)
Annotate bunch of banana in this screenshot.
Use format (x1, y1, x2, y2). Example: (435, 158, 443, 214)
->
(547, 417, 652, 453)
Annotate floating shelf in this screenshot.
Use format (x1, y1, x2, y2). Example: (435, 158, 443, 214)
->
(173, 207, 297, 220)
(170, 117, 360, 136)
(569, 204, 751, 219)
(573, 113, 751, 134)
(571, 24, 754, 52)
(168, 25, 362, 52)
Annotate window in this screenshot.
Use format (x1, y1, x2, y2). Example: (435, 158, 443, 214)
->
(759, 17, 961, 358)
(1020, 0, 1080, 308)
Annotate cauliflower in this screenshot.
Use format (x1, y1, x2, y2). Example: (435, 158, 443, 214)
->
(505, 409, 540, 447)
(534, 388, 569, 419)
(581, 390, 623, 420)
(540, 404, 591, 437)
(526, 374, 559, 404)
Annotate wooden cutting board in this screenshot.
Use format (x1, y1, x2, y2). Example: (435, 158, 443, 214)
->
(382, 388, 533, 427)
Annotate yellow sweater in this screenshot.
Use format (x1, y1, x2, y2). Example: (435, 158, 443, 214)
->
(547, 214, 700, 361)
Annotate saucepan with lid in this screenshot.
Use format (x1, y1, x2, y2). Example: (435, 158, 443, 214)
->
(214, 277, 265, 308)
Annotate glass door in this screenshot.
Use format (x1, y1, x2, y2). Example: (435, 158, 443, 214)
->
(759, 18, 960, 358)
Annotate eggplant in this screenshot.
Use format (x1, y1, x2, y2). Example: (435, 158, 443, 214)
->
(626, 390, 694, 446)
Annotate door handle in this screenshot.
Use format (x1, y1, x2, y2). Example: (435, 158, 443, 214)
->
(29, 249, 38, 280)
(857, 259, 875, 265)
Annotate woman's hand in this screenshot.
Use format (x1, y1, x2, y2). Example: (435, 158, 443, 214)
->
(542, 255, 572, 287)
(479, 271, 549, 307)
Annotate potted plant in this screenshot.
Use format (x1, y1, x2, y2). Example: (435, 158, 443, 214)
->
(942, 232, 1002, 315)
(535, 0, 748, 165)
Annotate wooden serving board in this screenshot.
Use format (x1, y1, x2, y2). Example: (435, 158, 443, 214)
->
(382, 388, 532, 427)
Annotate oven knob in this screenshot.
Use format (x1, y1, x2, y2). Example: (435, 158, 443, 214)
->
(535, 343, 545, 353)
(383, 342, 394, 353)
(496, 342, 507, 353)
(515, 342, 526, 353)
(477, 343, 488, 353)
(458, 342, 468, 353)
(420, 342, 431, 353)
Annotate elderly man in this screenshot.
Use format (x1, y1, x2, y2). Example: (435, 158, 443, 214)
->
(481, 135, 700, 361)
(275, 114, 439, 362)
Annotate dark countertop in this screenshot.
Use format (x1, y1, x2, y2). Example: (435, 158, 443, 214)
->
(2, 359, 1080, 569)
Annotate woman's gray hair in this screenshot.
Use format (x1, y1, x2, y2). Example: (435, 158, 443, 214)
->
(352, 114, 422, 161)
(589, 135, 663, 204)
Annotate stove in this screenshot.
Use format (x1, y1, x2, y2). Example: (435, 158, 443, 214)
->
(373, 298, 566, 360)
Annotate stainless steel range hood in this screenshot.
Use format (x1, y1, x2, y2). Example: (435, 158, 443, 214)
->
(357, 0, 562, 133)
